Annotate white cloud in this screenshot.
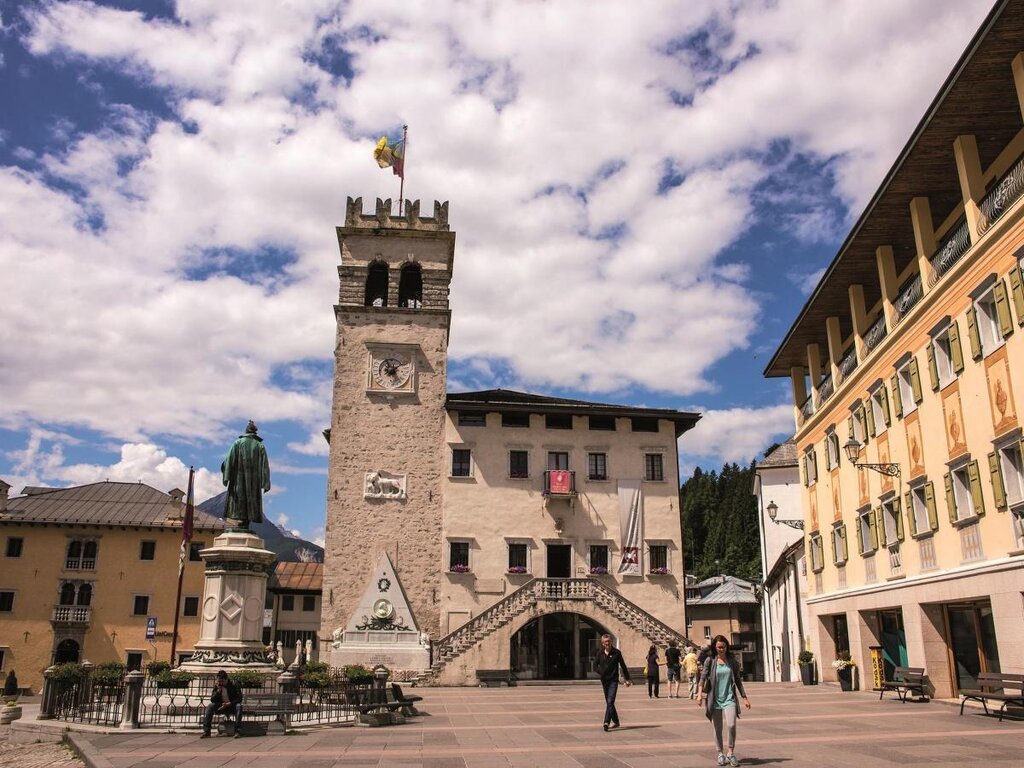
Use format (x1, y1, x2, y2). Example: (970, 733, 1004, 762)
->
(287, 431, 330, 457)
(678, 404, 794, 465)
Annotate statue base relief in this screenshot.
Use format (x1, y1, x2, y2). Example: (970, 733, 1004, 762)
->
(178, 530, 277, 673)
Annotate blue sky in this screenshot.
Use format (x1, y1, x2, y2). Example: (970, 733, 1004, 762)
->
(0, 0, 994, 544)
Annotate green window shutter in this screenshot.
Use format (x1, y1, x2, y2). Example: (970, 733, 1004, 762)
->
(925, 482, 939, 531)
(830, 528, 837, 563)
(988, 451, 1006, 509)
(893, 497, 904, 541)
(904, 491, 916, 536)
(890, 374, 903, 419)
(909, 357, 923, 403)
(965, 307, 982, 361)
(865, 401, 876, 438)
(944, 472, 957, 523)
(813, 448, 819, 482)
(993, 279, 1014, 338)
(967, 460, 985, 517)
(949, 320, 965, 373)
(1008, 266, 1024, 326)
(840, 525, 849, 561)
(926, 343, 939, 391)
(847, 415, 855, 440)
(880, 387, 891, 426)
(870, 509, 880, 550)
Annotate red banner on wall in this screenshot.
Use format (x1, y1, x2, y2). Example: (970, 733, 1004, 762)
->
(548, 470, 572, 494)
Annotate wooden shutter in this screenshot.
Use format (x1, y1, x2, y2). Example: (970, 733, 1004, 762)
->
(830, 528, 837, 563)
(869, 509, 879, 550)
(967, 460, 985, 517)
(904, 491, 916, 536)
(893, 497, 904, 541)
(847, 415, 855, 440)
(880, 387, 891, 426)
(949, 320, 965, 373)
(865, 400, 876, 438)
(988, 452, 1006, 509)
(812, 448, 819, 483)
(993, 279, 1014, 338)
(926, 343, 939, 391)
(909, 357, 923, 403)
(944, 472, 957, 523)
(840, 525, 849, 561)
(965, 307, 982, 361)
(890, 374, 903, 419)
(925, 482, 939, 531)
(1008, 266, 1024, 326)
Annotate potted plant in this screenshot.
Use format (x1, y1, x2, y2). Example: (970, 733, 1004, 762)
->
(154, 670, 196, 689)
(341, 664, 374, 685)
(507, 565, 528, 574)
(0, 699, 21, 725)
(449, 563, 471, 574)
(90, 662, 125, 689)
(589, 566, 608, 575)
(831, 651, 856, 691)
(798, 650, 816, 686)
(228, 669, 266, 689)
(146, 661, 171, 678)
(649, 566, 669, 575)
(301, 661, 332, 689)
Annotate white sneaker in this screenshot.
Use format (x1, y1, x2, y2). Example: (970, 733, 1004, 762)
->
(717, 753, 726, 766)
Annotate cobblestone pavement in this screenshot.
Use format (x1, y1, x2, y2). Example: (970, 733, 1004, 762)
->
(74, 682, 1021, 767)
(0, 725, 85, 768)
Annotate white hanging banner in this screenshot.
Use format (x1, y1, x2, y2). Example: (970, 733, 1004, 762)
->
(617, 480, 643, 575)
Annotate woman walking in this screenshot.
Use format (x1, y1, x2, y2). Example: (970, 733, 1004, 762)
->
(696, 635, 750, 767)
(645, 645, 661, 698)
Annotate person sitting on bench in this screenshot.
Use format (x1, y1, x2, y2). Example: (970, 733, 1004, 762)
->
(201, 670, 243, 738)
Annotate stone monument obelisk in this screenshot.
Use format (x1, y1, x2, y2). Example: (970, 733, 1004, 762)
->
(180, 421, 276, 671)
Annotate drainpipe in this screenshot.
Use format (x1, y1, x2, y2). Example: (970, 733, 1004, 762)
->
(790, 552, 805, 661)
(753, 471, 774, 682)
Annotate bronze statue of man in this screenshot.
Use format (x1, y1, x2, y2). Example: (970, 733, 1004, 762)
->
(221, 420, 271, 529)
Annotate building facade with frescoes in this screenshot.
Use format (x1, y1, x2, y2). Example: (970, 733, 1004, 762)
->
(764, 0, 1024, 697)
(319, 197, 699, 684)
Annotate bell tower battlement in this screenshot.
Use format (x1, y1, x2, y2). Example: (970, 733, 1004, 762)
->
(343, 196, 449, 231)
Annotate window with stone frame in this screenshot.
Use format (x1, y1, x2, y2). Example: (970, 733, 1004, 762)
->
(183, 596, 200, 616)
(809, 534, 824, 572)
(139, 541, 156, 561)
(880, 497, 902, 548)
(589, 544, 610, 574)
(803, 446, 818, 486)
(831, 523, 848, 565)
(857, 508, 876, 555)
(945, 461, 984, 523)
(895, 356, 923, 417)
(588, 452, 608, 481)
(508, 449, 529, 479)
(449, 540, 471, 572)
(132, 594, 150, 616)
(302, 595, 316, 612)
(928, 322, 962, 390)
(644, 453, 664, 482)
(5, 537, 23, 558)
(825, 429, 840, 470)
(869, 383, 891, 436)
(547, 451, 570, 471)
(648, 544, 669, 574)
(281, 595, 295, 611)
(906, 482, 938, 537)
(972, 280, 1013, 358)
(66, 539, 98, 570)
(991, 439, 1024, 510)
(451, 448, 473, 477)
(0, 591, 13, 612)
(507, 542, 529, 573)
(189, 541, 204, 561)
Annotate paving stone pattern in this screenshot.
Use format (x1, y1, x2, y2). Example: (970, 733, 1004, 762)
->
(0, 725, 84, 767)
(77, 683, 1020, 767)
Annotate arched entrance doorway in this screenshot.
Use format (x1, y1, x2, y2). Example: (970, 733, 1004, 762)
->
(511, 612, 610, 680)
(54, 638, 80, 664)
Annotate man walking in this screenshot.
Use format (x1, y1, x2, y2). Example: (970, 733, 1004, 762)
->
(593, 633, 631, 731)
(683, 645, 700, 698)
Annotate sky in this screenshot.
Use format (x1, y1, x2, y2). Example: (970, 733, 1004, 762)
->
(0, 0, 996, 545)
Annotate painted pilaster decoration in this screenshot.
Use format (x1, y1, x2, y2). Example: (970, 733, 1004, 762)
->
(179, 529, 277, 671)
(364, 471, 407, 500)
(330, 552, 430, 672)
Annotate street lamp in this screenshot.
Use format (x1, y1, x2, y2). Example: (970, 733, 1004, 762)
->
(766, 499, 804, 530)
(843, 438, 901, 477)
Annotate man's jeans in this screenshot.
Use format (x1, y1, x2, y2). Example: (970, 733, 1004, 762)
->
(203, 702, 242, 734)
(601, 678, 620, 725)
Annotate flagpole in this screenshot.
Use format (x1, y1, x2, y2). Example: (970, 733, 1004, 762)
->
(170, 467, 195, 665)
(398, 124, 408, 216)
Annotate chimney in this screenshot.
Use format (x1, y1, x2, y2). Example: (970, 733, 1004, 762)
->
(167, 487, 185, 520)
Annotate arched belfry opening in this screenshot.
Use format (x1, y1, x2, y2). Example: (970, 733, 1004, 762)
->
(398, 263, 423, 308)
(365, 262, 389, 307)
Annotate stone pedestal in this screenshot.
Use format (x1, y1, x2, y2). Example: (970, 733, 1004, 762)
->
(179, 530, 276, 672)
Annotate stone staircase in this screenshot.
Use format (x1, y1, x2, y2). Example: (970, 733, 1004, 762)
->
(414, 578, 693, 684)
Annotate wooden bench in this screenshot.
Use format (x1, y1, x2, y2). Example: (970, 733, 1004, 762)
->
(879, 666, 928, 702)
(354, 687, 411, 715)
(476, 669, 515, 687)
(217, 692, 296, 736)
(391, 684, 423, 716)
(959, 672, 1024, 722)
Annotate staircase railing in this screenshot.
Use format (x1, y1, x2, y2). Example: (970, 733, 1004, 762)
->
(590, 579, 693, 649)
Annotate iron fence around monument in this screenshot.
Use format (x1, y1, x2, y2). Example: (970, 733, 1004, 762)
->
(291, 678, 367, 725)
(137, 674, 231, 729)
(48, 674, 125, 727)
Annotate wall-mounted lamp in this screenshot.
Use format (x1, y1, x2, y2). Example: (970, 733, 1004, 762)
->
(767, 500, 804, 530)
(843, 439, 901, 477)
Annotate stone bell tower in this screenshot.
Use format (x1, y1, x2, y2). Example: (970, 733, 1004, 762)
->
(321, 197, 454, 666)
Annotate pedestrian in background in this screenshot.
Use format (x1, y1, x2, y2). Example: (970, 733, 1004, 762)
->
(665, 639, 682, 698)
(697, 635, 750, 767)
(645, 645, 661, 698)
(683, 645, 700, 698)
(593, 633, 632, 731)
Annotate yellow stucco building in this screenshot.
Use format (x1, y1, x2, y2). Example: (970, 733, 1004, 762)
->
(765, 0, 1024, 697)
(0, 480, 223, 692)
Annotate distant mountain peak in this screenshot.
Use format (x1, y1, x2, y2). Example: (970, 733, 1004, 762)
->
(196, 492, 323, 563)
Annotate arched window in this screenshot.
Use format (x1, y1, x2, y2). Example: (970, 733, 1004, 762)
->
(55, 639, 80, 664)
(398, 263, 423, 308)
(365, 262, 389, 307)
(59, 582, 76, 605)
(77, 583, 92, 606)
(67, 541, 82, 559)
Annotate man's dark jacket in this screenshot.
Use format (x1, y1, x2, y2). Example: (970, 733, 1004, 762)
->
(593, 647, 631, 683)
(209, 679, 243, 707)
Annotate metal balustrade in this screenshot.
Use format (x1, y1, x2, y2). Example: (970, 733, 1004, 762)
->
(978, 155, 1024, 236)
(836, 347, 858, 383)
(929, 216, 971, 285)
(893, 273, 922, 324)
(863, 314, 887, 352)
(799, 394, 815, 421)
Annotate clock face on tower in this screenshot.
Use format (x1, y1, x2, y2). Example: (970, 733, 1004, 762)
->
(366, 345, 417, 393)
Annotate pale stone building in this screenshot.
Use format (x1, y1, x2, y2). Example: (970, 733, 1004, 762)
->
(684, 575, 762, 680)
(764, 0, 1024, 695)
(321, 198, 700, 684)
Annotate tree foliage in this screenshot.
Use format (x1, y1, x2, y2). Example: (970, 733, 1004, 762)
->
(680, 461, 761, 582)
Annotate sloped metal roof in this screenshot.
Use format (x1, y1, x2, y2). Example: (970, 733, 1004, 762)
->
(691, 575, 758, 605)
(269, 561, 322, 592)
(0, 481, 223, 532)
(757, 439, 798, 469)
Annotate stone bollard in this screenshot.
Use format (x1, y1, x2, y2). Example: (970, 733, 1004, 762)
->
(38, 666, 57, 720)
(373, 666, 388, 707)
(277, 670, 297, 730)
(119, 671, 144, 730)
